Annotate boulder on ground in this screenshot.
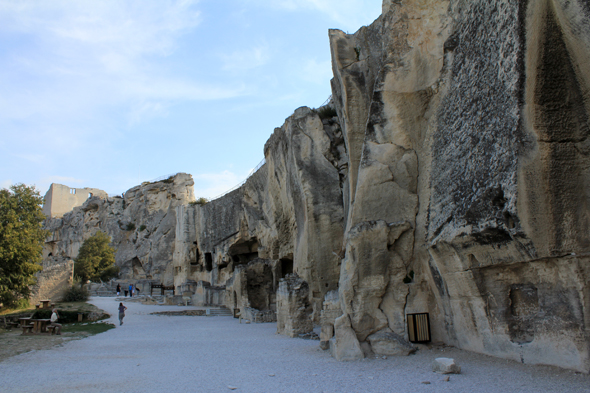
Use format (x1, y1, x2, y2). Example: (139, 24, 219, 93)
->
(432, 357, 461, 374)
(329, 315, 364, 361)
(367, 329, 416, 356)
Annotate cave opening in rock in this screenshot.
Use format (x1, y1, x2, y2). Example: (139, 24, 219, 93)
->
(246, 261, 273, 311)
(229, 238, 259, 265)
(280, 258, 293, 278)
(131, 257, 146, 279)
(205, 252, 213, 272)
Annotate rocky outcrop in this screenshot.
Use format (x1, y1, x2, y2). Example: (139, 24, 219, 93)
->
(173, 107, 346, 321)
(325, 0, 590, 373)
(276, 274, 314, 337)
(30, 256, 74, 304)
(42, 173, 195, 289)
(170, 0, 590, 373)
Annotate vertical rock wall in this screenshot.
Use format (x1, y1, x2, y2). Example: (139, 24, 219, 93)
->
(325, 0, 590, 372)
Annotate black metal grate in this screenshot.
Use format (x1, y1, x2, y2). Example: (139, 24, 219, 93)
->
(407, 313, 431, 343)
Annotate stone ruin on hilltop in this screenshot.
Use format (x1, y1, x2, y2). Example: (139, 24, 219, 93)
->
(39, 0, 590, 373)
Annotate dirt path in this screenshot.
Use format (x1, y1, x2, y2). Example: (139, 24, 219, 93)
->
(0, 297, 588, 393)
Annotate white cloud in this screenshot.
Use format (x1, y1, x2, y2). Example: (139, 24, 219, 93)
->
(12, 153, 46, 164)
(0, 0, 243, 126)
(301, 59, 333, 85)
(193, 169, 254, 199)
(40, 176, 85, 187)
(245, 0, 382, 31)
(0, 179, 12, 190)
(220, 43, 271, 72)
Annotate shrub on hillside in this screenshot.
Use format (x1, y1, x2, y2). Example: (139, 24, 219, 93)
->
(32, 309, 83, 323)
(63, 285, 89, 302)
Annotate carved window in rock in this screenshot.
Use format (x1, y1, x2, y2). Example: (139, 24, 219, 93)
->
(190, 242, 200, 265)
(280, 258, 293, 278)
(205, 253, 213, 272)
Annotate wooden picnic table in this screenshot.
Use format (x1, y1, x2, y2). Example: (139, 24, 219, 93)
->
(40, 300, 52, 309)
(18, 317, 31, 327)
(31, 319, 51, 334)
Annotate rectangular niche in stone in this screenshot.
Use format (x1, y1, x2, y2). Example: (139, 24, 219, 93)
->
(407, 313, 431, 343)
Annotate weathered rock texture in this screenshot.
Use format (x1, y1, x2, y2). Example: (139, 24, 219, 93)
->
(30, 256, 74, 304)
(41, 173, 195, 293)
(173, 107, 346, 329)
(172, 0, 590, 372)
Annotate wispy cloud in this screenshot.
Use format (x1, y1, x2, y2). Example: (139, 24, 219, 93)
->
(0, 0, 242, 127)
(301, 59, 333, 85)
(40, 176, 86, 186)
(0, 180, 12, 190)
(244, 0, 381, 31)
(220, 43, 271, 72)
(193, 169, 254, 199)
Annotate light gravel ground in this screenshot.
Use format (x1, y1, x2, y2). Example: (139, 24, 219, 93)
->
(1, 297, 588, 393)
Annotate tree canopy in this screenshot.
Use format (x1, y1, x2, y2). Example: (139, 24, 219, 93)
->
(0, 184, 48, 308)
(75, 231, 119, 284)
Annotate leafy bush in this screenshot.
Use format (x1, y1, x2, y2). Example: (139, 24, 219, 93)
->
(139, 225, 147, 232)
(316, 106, 337, 120)
(75, 232, 119, 283)
(190, 197, 208, 206)
(63, 285, 89, 302)
(126, 223, 136, 231)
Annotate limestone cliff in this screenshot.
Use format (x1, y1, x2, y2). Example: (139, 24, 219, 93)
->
(42, 173, 195, 287)
(172, 0, 590, 373)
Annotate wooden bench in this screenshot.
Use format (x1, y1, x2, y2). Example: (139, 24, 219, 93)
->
(46, 326, 57, 335)
(21, 325, 34, 335)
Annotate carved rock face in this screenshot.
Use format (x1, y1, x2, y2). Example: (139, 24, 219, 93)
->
(42, 173, 195, 285)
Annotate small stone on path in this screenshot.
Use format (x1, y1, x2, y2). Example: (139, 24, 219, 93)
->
(421, 381, 431, 384)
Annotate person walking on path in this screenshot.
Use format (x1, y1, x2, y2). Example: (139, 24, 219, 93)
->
(50, 308, 62, 335)
(116, 283, 121, 296)
(129, 284, 133, 298)
(118, 303, 127, 326)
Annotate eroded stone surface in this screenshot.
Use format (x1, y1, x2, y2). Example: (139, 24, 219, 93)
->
(41, 173, 195, 289)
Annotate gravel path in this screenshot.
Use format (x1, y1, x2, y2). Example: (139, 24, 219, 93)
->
(1, 297, 588, 392)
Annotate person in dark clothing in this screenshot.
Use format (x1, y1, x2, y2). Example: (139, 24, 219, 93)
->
(118, 303, 127, 326)
(116, 283, 121, 296)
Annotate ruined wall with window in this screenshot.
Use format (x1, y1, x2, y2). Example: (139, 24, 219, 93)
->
(43, 183, 108, 218)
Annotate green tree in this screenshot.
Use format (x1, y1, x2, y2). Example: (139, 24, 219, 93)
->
(0, 184, 48, 308)
(75, 231, 119, 285)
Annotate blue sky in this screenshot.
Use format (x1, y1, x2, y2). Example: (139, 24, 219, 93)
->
(0, 0, 382, 199)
